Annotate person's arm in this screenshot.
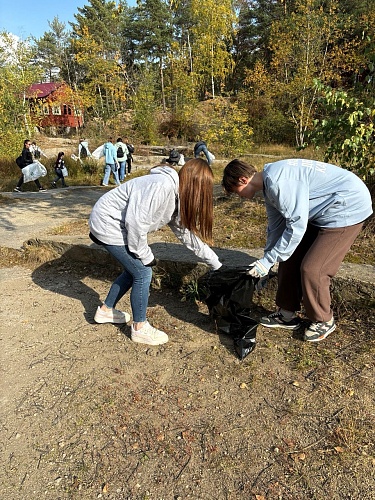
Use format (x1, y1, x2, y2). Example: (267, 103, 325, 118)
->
(258, 180, 309, 271)
(124, 185, 174, 265)
(22, 149, 33, 165)
(112, 145, 118, 166)
(168, 218, 221, 270)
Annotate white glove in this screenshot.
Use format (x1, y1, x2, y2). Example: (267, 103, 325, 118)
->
(247, 260, 269, 278)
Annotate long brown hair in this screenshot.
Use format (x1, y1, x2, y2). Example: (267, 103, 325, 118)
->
(178, 158, 214, 244)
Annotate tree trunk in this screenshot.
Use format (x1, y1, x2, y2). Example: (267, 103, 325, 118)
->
(160, 58, 166, 112)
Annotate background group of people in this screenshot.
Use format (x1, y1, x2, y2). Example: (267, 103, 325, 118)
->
(14, 139, 71, 192)
(13, 136, 135, 192)
(100, 137, 134, 187)
(14, 137, 209, 193)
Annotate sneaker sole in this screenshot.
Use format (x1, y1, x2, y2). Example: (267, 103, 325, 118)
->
(260, 320, 301, 330)
(304, 324, 336, 342)
(131, 335, 168, 346)
(94, 315, 130, 324)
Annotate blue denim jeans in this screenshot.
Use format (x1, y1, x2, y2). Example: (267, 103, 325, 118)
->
(103, 163, 120, 186)
(102, 244, 152, 322)
(194, 144, 212, 165)
(118, 161, 126, 181)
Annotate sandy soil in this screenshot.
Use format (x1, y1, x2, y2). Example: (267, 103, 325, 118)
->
(1, 257, 375, 500)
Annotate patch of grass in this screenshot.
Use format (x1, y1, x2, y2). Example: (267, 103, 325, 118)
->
(48, 220, 89, 236)
(344, 216, 375, 264)
(0, 247, 25, 267)
(213, 196, 267, 249)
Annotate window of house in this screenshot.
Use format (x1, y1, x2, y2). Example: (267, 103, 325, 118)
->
(63, 105, 72, 115)
(42, 104, 49, 115)
(52, 105, 61, 115)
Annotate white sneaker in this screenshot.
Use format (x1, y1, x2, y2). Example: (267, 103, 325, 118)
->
(94, 306, 130, 324)
(131, 321, 168, 345)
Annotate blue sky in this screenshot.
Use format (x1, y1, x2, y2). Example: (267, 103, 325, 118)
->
(0, 0, 135, 40)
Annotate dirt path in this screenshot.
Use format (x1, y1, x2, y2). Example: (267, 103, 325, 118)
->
(1, 256, 375, 499)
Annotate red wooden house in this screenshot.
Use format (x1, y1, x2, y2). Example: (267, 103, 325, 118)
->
(26, 82, 84, 130)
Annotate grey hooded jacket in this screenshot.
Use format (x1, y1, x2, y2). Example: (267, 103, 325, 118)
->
(89, 166, 221, 269)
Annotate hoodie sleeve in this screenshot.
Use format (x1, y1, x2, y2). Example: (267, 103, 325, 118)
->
(124, 183, 177, 265)
(168, 218, 221, 270)
(258, 179, 309, 270)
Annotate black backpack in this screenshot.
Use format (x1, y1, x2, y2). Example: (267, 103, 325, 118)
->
(117, 145, 124, 158)
(34, 149, 41, 159)
(127, 144, 134, 154)
(16, 155, 24, 168)
(80, 143, 88, 158)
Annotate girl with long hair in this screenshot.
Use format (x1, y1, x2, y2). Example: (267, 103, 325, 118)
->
(51, 152, 67, 188)
(89, 158, 221, 345)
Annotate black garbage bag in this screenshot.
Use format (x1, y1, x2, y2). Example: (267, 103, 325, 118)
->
(199, 266, 259, 360)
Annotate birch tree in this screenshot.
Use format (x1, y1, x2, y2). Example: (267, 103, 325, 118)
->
(70, 0, 126, 120)
(0, 33, 42, 154)
(268, 0, 343, 147)
(189, 0, 236, 98)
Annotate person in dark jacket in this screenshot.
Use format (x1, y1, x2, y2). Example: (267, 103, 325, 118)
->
(194, 140, 212, 166)
(51, 152, 67, 188)
(124, 137, 134, 174)
(14, 139, 46, 192)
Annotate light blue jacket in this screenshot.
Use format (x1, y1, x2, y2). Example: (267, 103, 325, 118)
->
(89, 166, 221, 269)
(259, 159, 373, 270)
(103, 141, 118, 165)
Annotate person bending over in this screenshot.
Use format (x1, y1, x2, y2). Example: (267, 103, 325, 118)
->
(89, 158, 221, 346)
(222, 158, 373, 342)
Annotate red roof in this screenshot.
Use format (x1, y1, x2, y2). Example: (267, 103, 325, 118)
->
(26, 82, 62, 99)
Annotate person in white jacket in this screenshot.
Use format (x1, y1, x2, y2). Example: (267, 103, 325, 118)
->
(78, 139, 91, 159)
(89, 158, 222, 345)
(30, 141, 47, 160)
(114, 137, 129, 182)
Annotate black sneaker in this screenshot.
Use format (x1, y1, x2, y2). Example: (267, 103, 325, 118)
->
(304, 318, 336, 342)
(14, 187, 22, 193)
(39, 187, 47, 192)
(51, 182, 57, 189)
(260, 310, 302, 330)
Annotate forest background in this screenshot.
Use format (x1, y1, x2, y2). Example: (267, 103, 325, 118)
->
(0, 0, 374, 182)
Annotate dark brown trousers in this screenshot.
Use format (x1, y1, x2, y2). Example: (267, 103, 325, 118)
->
(276, 222, 363, 322)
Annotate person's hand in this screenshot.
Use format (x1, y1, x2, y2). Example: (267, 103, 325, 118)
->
(247, 260, 269, 278)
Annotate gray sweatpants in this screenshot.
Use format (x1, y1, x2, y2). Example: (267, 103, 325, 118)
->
(276, 222, 363, 322)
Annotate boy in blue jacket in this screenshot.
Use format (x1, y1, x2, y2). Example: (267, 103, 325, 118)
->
(102, 137, 120, 187)
(222, 158, 373, 342)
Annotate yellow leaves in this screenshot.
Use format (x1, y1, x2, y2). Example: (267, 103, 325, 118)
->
(189, 0, 236, 85)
